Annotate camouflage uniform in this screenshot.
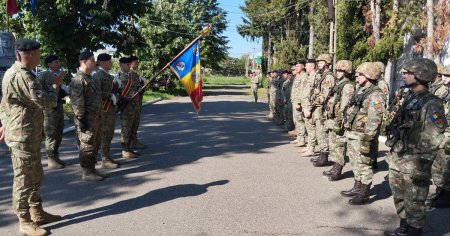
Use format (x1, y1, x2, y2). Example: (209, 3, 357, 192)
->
(38, 70, 66, 167)
(429, 80, 449, 100)
(291, 71, 308, 144)
(129, 71, 143, 148)
(282, 77, 294, 130)
(323, 60, 354, 178)
(300, 71, 319, 154)
(70, 71, 103, 170)
(250, 74, 259, 102)
(1, 61, 57, 220)
(268, 76, 276, 118)
(341, 62, 385, 205)
(118, 71, 141, 151)
(93, 68, 119, 164)
(275, 76, 285, 125)
(385, 59, 446, 234)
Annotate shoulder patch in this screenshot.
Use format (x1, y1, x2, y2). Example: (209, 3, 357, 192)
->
(430, 111, 445, 128)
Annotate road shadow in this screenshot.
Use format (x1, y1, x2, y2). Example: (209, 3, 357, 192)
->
(47, 180, 229, 230)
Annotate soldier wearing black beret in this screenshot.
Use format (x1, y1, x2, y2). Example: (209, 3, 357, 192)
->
(128, 55, 147, 149)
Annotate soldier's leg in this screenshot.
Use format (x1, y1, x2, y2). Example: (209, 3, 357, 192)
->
(295, 112, 307, 145)
(404, 171, 430, 230)
(285, 102, 294, 131)
(43, 110, 64, 169)
(370, 132, 379, 169)
(77, 122, 104, 181)
(299, 117, 316, 156)
(54, 105, 66, 165)
(389, 167, 408, 220)
(312, 109, 331, 166)
(121, 105, 138, 159)
(101, 108, 117, 159)
(341, 136, 362, 197)
(348, 137, 374, 204)
(328, 133, 347, 181)
(431, 149, 450, 207)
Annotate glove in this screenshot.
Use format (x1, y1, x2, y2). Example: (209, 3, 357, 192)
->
(113, 76, 122, 87)
(77, 116, 89, 132)
(110, 94, 117, 106)
(359, 141, 371, 155)
(411, 157, 432, 184)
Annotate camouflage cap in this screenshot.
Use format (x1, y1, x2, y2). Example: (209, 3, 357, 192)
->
(355, 62, 380, 81)
(441, 66, 450, 76)
(335, 60, 352, 74)
(402, 58, 437, 82)
(374, 61, 385, 73)
(316, 53, 332, 64)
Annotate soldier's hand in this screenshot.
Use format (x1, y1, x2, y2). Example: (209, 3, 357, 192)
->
(110, 94, 117, 106)
(359, 141, 371, 155)
(53, 72, 63, 86)
(303, 111, 311, 118)
(0, 126, 5, 142)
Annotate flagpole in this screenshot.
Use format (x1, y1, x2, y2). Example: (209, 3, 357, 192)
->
(119, 25, 212, 109)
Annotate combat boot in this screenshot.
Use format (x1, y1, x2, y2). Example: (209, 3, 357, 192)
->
(322, 164, 336, 176)
(293, 139, 306, 147)
(81, 167, 104, 182)
(47, 157, 64, 169)
(431, 189, 450, 208)
(121, 142, 138, 159)
(313, 152, 332, 167)
(19, 213, 48, 236)
(299, 146, 315, 157)
(341, 180, 361, 197)
(384, 218, 408, 236)
(287, 130, 297, 137)
(349, 183, 371, 205)
(329, 163, 344, 181)
(289, 140, 299, 144)
(102, 159, 119, 169)
(53, 153, 67, 166)
(310, 151, 321, 163)
(30, 204, 62, 226)
(407, 226, 422, 236)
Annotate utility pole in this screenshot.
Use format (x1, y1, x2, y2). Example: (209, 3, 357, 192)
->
(245, 54, 250, 77)
(328, 0, 337, 71)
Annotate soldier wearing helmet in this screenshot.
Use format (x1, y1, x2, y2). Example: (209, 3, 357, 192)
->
(321, 60, 355, 180)
(430, 64, 450, 209)
(306, 53, 335, 163)
(374, 61, 389, 97)
(340, 62, 385, 205)
(429, 62, 448, 99)
(385, 58, 447, 236)
(290, 60, 309, 147)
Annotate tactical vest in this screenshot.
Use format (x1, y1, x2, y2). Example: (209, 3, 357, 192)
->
(327, 78, 352, 118)
(347, 85, 381, 127)
(430, 82, 444, 95)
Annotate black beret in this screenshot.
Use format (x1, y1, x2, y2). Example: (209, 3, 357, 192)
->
(296, 59, 306, 65)
(129, 55, 139, 62)
(78, 51, 94, 61)
(306, 58, 316, 64)
(277, 69, 284, 73)
(119, 57, 131, 64)
(15, 39, 41, 51)
(282, 70, 289, 74)
(97, 53, 112, 62)
(44, 55, 58, 65)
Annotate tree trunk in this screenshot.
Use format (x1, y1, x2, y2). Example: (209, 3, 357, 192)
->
(426, 0, 434, 59)
(268, 24, 272, 72)
(308, 24, 314, 59)
(373, 0, 381, 43)
(393, 0, 399, 12)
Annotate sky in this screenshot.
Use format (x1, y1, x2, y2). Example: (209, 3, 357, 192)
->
(218, 0, 262, 59)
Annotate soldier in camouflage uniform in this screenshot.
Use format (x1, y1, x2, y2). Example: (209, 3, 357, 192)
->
(129, 56, 147, 149)
(249, 72, 260, 103)
(429, 62, 449, 100)
(298, 59, 319, 156)
(267, 71, 275, 119)
(70, 51, 106, 182)
(430, 65, 450, 208)
(118, 57, 141, 159)
(93, 53, 121, 169)
(0, 39, 62, 236)
(309, 54, 335, 166)
(384, 59, 446, 236)
(38, 55, 70, 169)
(289, 60, 308, 147)
(340, 62, 385, 205)
(322, 60, 354, 181)
(282, 70, 294, 131)
(275, 70, 285, 126)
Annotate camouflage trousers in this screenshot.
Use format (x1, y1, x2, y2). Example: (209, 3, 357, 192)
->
(101, 105, 117, 159)
(276, 100, 285, 123)
(432, 149, 450, 191)
(121, 98, 140, 145)
(346, 131, 374, 185)
(251, 84, 258, 102)
(284, 101, 294, 130)
(389, 167, 430, 228)
(131, 96, 143, 144)
(328, 130, 347, 166)
(370, 129, 380, 161)
(11, 149, 43, 217)
(292, 105, 306, 142)
(311, 107, 328, 153)
(304, 116, 317, 148)
(43, 103, 64, 157)
(76, 115, 102, 168)
(269, 92, 276, 117)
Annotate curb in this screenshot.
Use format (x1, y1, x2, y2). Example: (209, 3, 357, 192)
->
(62, 97, 163, 134)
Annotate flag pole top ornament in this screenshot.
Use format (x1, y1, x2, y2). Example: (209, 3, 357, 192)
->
(200, 25, 212, 37)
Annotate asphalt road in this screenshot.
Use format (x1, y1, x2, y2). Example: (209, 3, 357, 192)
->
(0, 85, 449, 236)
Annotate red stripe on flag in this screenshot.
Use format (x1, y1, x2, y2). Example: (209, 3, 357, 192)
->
(6, 0, 19, 16)
(189, 82, 203, 112)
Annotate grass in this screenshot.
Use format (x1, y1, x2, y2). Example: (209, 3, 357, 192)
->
(203, 75, 250, 87)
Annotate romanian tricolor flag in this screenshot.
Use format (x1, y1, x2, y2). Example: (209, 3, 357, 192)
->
(170, 40, 203, 114)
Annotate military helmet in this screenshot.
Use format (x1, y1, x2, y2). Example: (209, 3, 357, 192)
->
(441, 66, 450, 76)
(374, 61, 385, 73)
(402, 58, 437, 82)
(355, 62, 381, 81)
(335, 60, 352, 74)
(316, 53, 332, 64)
(436, 62, 444, 75)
